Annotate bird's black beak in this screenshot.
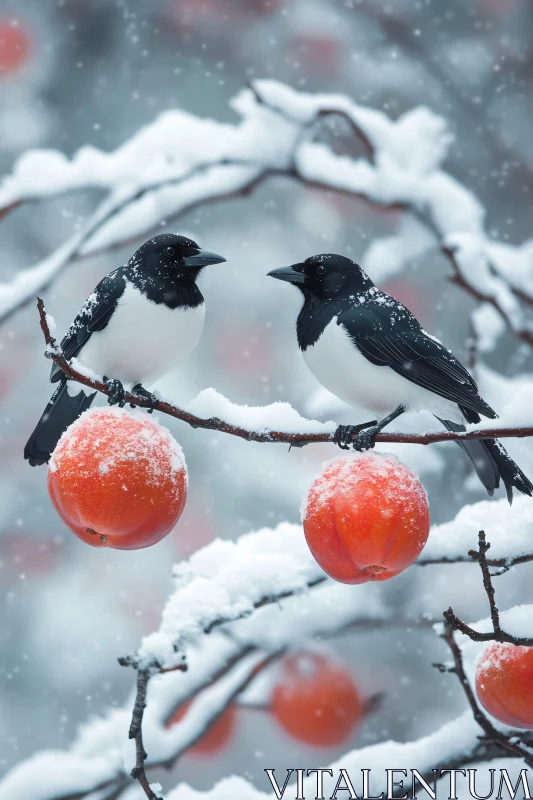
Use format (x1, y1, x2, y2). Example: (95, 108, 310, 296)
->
(183, 249, 226, 267)
(267, 265, 306, 285)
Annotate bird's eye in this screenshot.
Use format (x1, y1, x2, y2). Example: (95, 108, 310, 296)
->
(316, 264, 326, 275)
(164, 246, 175, 258)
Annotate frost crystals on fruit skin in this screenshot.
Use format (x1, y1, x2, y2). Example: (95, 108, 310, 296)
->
(302, 451, 430, 584)
(475, 642, 533, 730)
(47, 407, 188, 551)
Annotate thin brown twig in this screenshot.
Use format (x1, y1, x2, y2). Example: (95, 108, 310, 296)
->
(126, 644, 264, 799)
(37, 298, 533, 449)
(444, 532, 533, 646)
(418, 550, 533, 570)
(129, 670, 162, 800)
(472, 532, 501, 634)
(0, 199, 20, 221)
(128, 623, 405, 797)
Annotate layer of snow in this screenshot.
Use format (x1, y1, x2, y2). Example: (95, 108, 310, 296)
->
(1, 79, 531, 330)
(185, 387, 334, 434)
(135, 522, 325, 668)
(135, 488, 533, 669)
(447, 233, 524, 321)
(363, 215, 436, 283)
(474, 383, 533, 430)
(2, 493, 529, 798)
(165, 712, 484, 800)
(421, 495, 533, 564)
(471, 303, 506, 353)
(0, 750, 122, 800)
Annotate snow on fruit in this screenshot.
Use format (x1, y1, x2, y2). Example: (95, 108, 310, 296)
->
(47, 407, 187, 550)
(271, 652, 363, 747)
(166, 701, 236, 755)
(476, 643, 533, 729)
(302, 453, 430, 584)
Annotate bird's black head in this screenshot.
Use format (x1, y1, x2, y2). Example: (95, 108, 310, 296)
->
(268, 253, 373, 299)
(131, 234, 226, 278)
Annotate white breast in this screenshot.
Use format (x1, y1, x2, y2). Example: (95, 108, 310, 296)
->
(302, 318, 462, 423)
(78, 282, 205, 386)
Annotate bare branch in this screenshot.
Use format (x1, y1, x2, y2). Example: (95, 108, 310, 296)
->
(418, 550, 533, 570)
(444, 532, 533, 646)
(129, 671, 162, 800)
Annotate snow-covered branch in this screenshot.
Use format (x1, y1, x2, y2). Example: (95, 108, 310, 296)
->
(1, 80, 532, 344)
(4, 491, 533, 800)
(118, 496, 533, 674)
(0, 594, 393, 800)
(74, 496, 533, 800)
(446, 246, 533, 350)
(38, 299, 533, 449)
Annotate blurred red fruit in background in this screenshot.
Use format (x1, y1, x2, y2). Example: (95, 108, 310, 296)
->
(271, 652, 363, 747)
(166, 700, 236, 755)
(0, 19, 31, 76)
(3, 534, 59, 578)
(291, 34, 341, 74)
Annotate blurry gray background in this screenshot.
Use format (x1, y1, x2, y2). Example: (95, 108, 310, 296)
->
(0, 0, 532, 791)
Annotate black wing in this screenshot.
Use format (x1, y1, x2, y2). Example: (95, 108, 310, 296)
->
(337, 297, 497, 420)
(51, 269, 126, 382)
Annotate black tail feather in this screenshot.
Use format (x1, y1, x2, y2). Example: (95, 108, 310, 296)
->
(482, 438, 533, 504)
(24, 380, 96, 466)
(437, 412, 533, 505)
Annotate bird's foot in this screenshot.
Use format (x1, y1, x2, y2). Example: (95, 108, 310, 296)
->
(104, 378, 126, 408)
(130, 383, 157, 414)
(333, 421, 377, 450)
(352, 405, 407, 452)
(353, 425, 380, 452)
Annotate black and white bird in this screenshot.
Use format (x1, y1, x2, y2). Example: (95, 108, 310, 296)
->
(25, 233, 226, 466)
(268, 253, 532, 504)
